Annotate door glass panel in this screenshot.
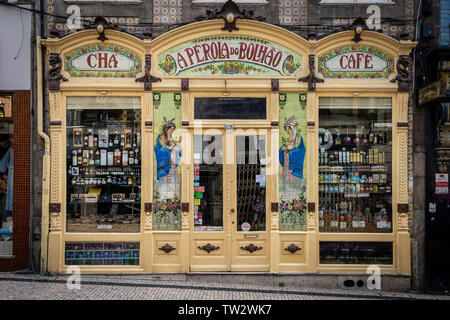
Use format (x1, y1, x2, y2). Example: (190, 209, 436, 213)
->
(193, 134, 223, 231)
(194, 98, 266, 119)
(236, 135, 266, 232)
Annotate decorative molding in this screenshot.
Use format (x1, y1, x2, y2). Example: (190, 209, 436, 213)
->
(271, 121, 279, 127)
(181, 78, 189, 91)
(145, 120, 153, 127)
(298, 55, 324, 91)
(284, 243, 301, 254)
(307, 202, 315, 212)
(271, 211, 279, 230)
(135, 54, 162, 91)
(195, 0, 266, 32)
(49, 203, 61, 213)
(50, 131, 60, 202)
(159, 243, 176, 254)
(398, 133, 408, 203)
(240, 243, 263, 253)
(144, 202, 153, 212)
(397, 203, 409, 213)
(271, 202, 278, 212)
(182, 121, 189, 126)
(390, 55, 412, 92)
(397, 121, 409, 127)
(197, 243, 220, 253)
(48, 53, 68, 91)
(182, 202, 189, 212)
(346, 17, 369, 43)
(307, 211, 315, 229)
(49, 212, 61, 231)
(271, 79, 279, 91)
(398, 213, 409, 230)
(83, 16, 125, 42)
(307, 120, 315, 126)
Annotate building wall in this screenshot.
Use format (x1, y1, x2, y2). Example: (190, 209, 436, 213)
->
(0, 3, 33, 271)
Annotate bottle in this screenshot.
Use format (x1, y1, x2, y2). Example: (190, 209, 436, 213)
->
(84, 135, 89, 147)
(120, 134, 125, 147)
(134, 148, 139, 165)
(95, 150, 100, 165)
(369, 121, 374, 144)
(114, 131, 119, 146)
(378, 132, 384, 145)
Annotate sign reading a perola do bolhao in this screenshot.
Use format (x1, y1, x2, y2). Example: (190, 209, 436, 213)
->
(64, 44, 142, 78)
(318, 45, 395, 79)
(158, 36, 302, 77)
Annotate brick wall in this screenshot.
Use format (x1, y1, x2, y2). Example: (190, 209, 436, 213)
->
(0, 90, 31, 271)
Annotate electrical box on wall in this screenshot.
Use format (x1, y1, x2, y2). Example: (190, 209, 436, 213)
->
(423, 22, 436, 38)
(423, 0, 433, 14)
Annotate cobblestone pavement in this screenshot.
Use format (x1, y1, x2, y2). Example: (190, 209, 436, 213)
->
(0, 272, 449, 300)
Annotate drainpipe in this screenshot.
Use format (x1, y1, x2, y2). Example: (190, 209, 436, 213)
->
(36, 35, 50, 275)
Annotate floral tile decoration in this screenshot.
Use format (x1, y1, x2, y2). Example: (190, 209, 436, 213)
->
(153, 0, 183, 24)
(64, 44, 142, 78)
(318, 45, 395, 79)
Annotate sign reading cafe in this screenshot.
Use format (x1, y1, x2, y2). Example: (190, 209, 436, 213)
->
(158, 36, 302, 77)
(318, 45, 395, 79)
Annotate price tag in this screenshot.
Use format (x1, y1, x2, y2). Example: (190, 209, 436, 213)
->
(377, 221, 392, 229)
(330, 221, 338, 228)
(352, 221, 366, 228)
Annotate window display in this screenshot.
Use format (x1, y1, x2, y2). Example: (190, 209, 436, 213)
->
(65, 242, 140, 265)
(193, 134, 223, 232)
(0, 118, 13, 255)
(66, 97, 141, 233)
(318, 97, 392, 233)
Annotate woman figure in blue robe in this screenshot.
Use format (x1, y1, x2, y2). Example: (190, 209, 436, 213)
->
(279, 116, 306, 197)
(154, 117, 181, 197)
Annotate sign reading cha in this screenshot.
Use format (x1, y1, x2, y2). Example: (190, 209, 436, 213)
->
(71, 51, 136, 72)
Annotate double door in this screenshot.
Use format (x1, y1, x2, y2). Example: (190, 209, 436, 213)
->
(190, 128, 271, 271)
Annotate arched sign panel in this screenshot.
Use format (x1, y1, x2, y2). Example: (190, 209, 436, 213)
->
(318, 45, 395, 79)
(157, 35, 302, 77)
(64, 43, 143, 78)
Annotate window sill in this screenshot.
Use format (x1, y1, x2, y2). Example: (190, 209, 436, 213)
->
(318, 0, 395, 5)
(64, 0, 143, 4)
(192, 0, 269, 5)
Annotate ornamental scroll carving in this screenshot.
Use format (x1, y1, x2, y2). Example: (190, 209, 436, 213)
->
(195, 0, 265, 32)
(390, 55, 412, 92)
(135, 54, 162, 91)
(48, 53, 68, 91)
(240, 243, 263, 253)
(298, 55, 324, 91)
(197, 243, 220, 253)
(50, 212, 61, 231)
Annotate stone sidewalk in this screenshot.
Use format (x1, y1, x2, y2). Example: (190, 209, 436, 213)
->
(0, 272, 449, 300)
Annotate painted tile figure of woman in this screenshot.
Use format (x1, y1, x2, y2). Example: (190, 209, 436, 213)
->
(154, 117, 181, 198)
(279, 116, 306, 199)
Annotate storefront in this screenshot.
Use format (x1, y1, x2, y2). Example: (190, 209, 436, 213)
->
(40, 18, 415, 280)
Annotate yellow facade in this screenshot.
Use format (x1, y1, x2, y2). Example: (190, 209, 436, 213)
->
(40, 19, 416, 275)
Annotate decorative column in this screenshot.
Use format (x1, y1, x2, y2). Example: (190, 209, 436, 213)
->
(142, 85, 154, 272)
(306, 91, 318, 272)
(47, 76, 65, 273)
(270, 90, 280, 272)
(180, 80, 191, 272)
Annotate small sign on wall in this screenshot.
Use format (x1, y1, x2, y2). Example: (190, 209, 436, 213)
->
(0, 96, 12, 119)
(435, 173, 449, 195)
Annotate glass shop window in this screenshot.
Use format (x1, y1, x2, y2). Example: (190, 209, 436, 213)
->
(194, 98, 267, 120)
(193, 134, 224, 231)
(66, 96, 141, 233)
(318, 97, 393, 233)
(0, 99, 13, 255)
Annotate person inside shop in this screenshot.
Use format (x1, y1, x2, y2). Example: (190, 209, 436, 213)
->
(0, 136, 13, 240)
(251, 188, 265, 231)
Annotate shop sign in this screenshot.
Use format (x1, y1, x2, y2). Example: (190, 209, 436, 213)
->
(318, 45, 394, 79)
(64, 44, 142, 78)
(158, 36, 302, 77)
(435, 174, 449, 195)
(418, 78, 448, 106)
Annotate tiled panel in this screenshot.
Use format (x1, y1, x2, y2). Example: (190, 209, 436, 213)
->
(153, 0, 183, 24)
(279, 0, 307, 25)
